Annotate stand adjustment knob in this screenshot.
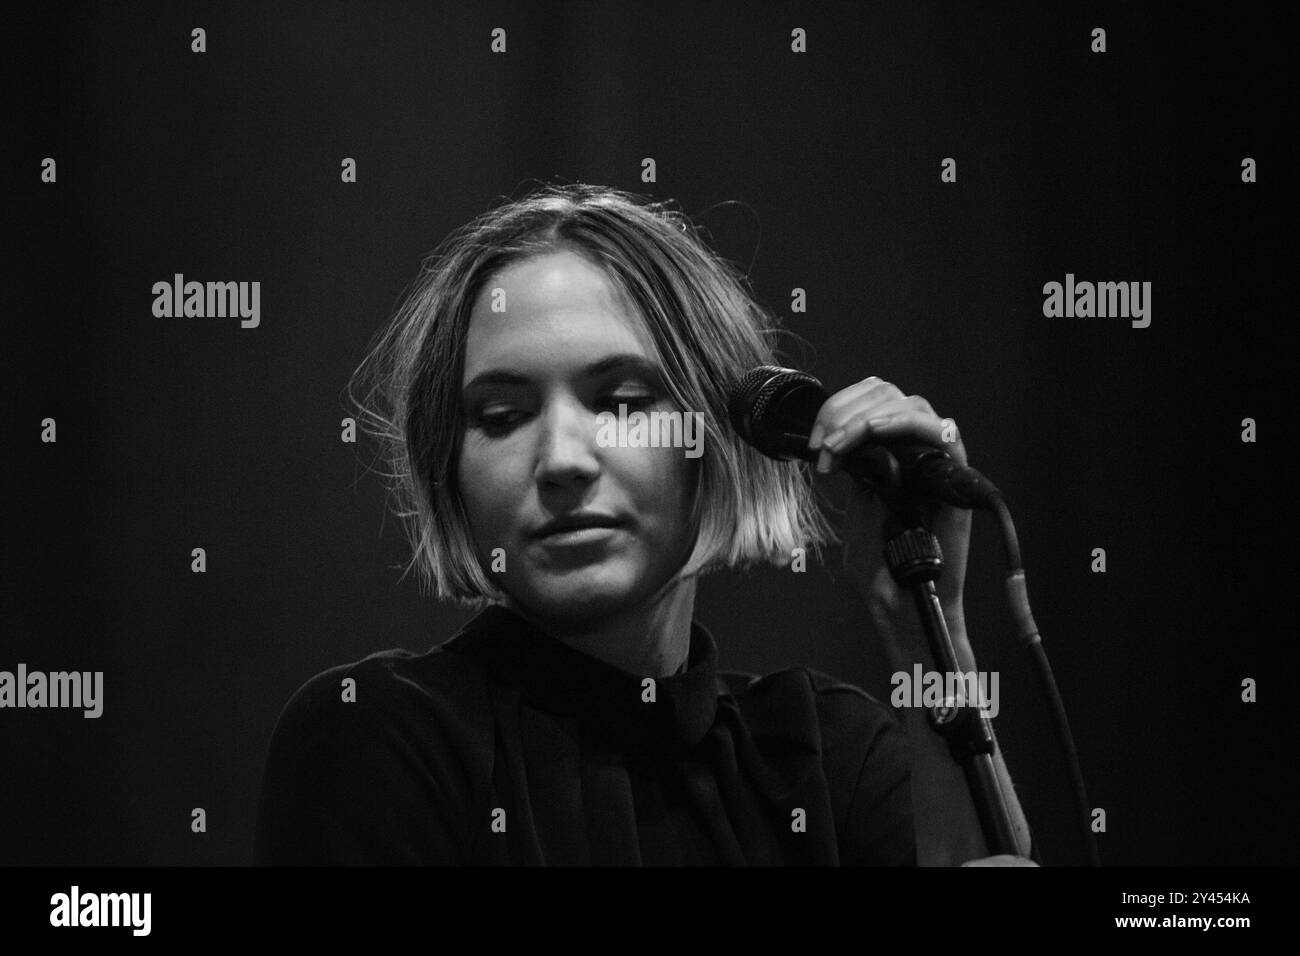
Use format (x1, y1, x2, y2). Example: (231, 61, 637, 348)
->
(884, 527, 944, 585)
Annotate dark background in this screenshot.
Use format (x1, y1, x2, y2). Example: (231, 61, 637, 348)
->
(5, 1, 1293, 867)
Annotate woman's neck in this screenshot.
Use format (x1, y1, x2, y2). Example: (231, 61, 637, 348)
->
(509, 575, 697, 678)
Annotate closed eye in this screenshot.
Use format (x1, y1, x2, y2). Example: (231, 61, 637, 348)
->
(473, 407, 529, 434)
(596, 391, 658, 411)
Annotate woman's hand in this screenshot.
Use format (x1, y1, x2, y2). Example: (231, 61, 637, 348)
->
(808, 377, 971, 645)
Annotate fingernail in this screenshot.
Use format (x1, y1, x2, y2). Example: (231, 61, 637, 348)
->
(823, 428, 846, 451)
(816, 448, 833, 473)
(866, 416, 892, 429)
(808, 424, 825, 450)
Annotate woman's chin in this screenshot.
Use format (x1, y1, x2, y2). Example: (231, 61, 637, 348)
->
(510, 570, 648, 627)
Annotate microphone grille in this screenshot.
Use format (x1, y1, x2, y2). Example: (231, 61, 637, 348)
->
(726, 365, 827, 458)
(726, 365, 784, 431)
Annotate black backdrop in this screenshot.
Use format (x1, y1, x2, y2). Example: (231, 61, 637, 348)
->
(6, 1, 1294, 867)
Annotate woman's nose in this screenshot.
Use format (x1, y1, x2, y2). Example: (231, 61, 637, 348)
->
(533, 396, 600, 487)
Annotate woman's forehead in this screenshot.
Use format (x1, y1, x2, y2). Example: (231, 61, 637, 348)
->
(463, 252, 660, 380)
(480, 249, 617, 309)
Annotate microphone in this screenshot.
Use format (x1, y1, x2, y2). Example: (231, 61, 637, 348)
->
(726, 365, 1001, 509)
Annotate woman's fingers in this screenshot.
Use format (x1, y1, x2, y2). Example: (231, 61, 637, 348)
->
(816, 409, 888, 473)
(857, 406, 968, 467)
(814, 389, 967, 474)
(808, 377, 897, 451)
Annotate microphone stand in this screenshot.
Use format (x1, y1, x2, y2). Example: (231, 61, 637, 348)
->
(731, 366, 1094, 861)
(872, 483, 1021, 858)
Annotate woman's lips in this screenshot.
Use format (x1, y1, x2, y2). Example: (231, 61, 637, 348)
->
(534, 525, 625, 547)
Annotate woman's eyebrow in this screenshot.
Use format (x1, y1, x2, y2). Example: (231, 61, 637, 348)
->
(462, 353, 662, 391)
(584, 354, 663, 379)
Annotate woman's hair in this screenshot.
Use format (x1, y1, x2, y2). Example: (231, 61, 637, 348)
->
(347, 182, 837, 607)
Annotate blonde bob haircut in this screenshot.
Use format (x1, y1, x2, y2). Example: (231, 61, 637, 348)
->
(348, 182, 837, 607)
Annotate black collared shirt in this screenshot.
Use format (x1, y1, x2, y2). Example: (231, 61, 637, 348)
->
(254, 605, 915, 865)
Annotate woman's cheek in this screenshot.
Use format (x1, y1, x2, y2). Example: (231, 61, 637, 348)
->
(638, 446, 696, 541)
(457, 452, 501, 554)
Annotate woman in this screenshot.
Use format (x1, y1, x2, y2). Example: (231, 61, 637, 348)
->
(253, 183, 1032, 866)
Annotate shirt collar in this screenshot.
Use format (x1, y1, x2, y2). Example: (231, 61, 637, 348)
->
(442, 604, 720, 755)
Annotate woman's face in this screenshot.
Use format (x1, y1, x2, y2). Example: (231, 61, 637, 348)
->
(457, 249, 700, 627)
